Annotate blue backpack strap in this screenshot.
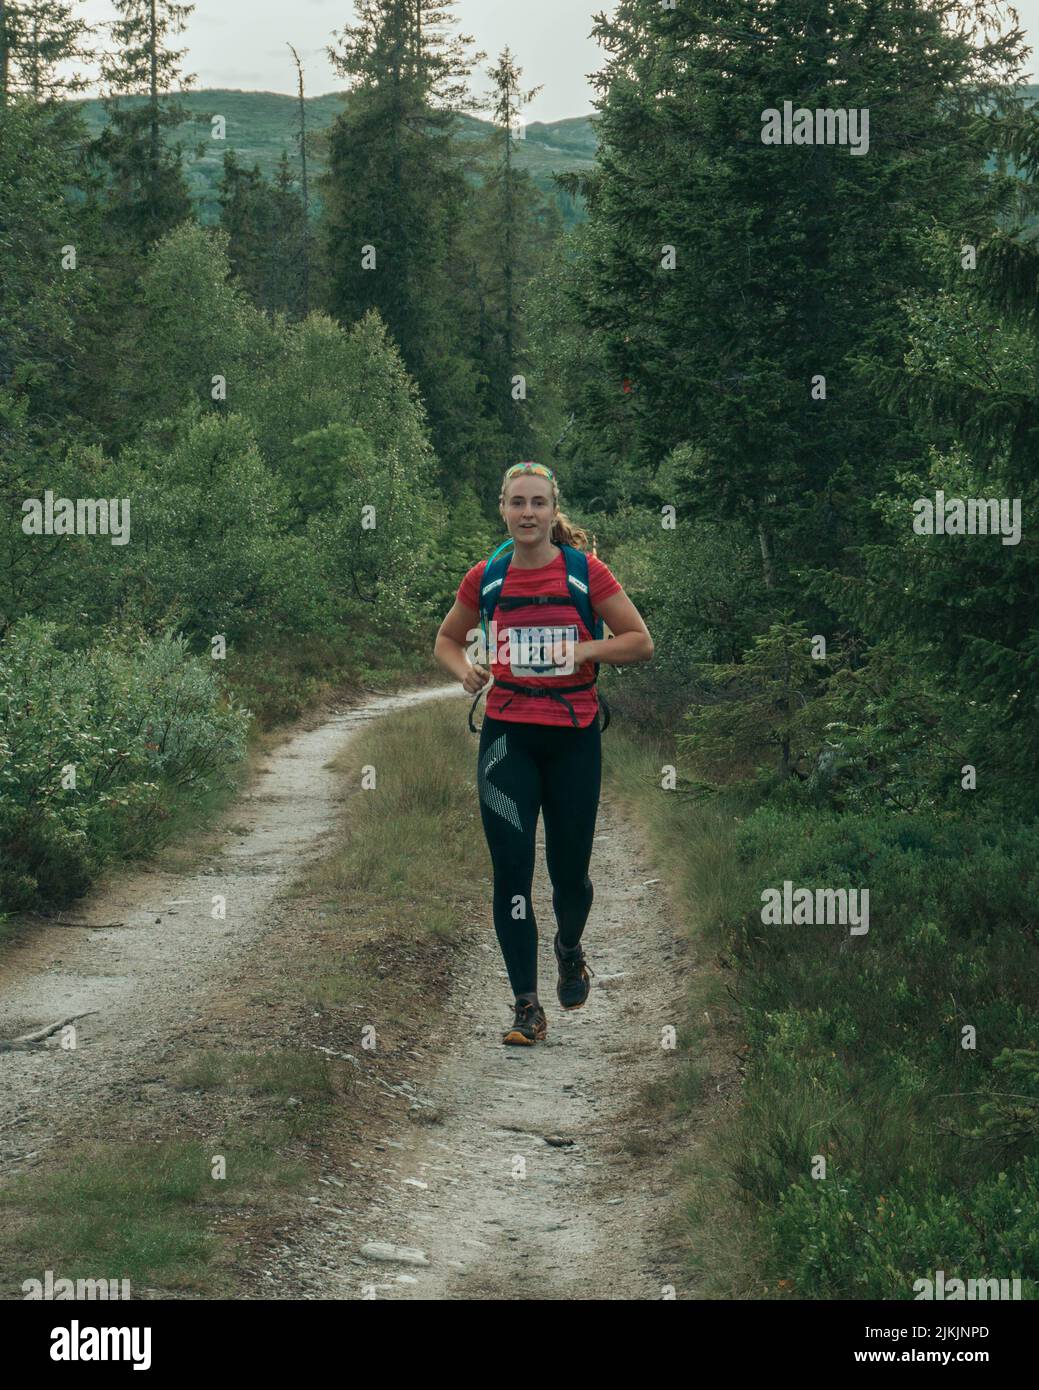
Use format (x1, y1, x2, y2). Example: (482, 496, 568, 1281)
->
(561, 545, 603, 671)
(562, 544, 611, 731)
(478, 538, 514, 652)
(469, 540, 513, 733)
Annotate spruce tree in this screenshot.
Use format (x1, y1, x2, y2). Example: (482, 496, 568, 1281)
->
(218, 149, 307, 318)
(0, 0, 93, 104)
(466, 48, 559, 463)
(319, 0, 495, 493)
(576, 0, 1024, 599)
(91, 0, 196, 251)
(0, 83, 93, 446)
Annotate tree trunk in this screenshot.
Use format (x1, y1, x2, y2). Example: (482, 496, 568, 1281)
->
(289, 45, 311, 316)
(758, 518, 775, 591)
(0, 0, 10, 107)
(149, 0, 160, 214)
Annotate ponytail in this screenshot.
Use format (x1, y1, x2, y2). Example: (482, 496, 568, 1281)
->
(551, 510, 589, 550)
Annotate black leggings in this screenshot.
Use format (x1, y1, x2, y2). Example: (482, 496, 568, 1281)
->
(477, 712, 602, 997)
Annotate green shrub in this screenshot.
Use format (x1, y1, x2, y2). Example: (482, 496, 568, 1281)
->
(697, 799, 1039, 1298)
(773, 1161, 1039, 1299)
(0, 619, 249, 910)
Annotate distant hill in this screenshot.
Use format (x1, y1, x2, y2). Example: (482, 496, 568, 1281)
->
(66, 84, 1038, 229)
(67, 88, 600, 228)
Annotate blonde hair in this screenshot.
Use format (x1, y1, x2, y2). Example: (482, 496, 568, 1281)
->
(499, 463, 591, 551)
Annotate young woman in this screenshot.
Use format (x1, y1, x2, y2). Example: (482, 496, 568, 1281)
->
(433, 462, 654, 1045)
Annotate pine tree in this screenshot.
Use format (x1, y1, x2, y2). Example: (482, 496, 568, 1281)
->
(91, 0, 196, 250)
(466, 47, 557, 462)
(218, 148, 307, 317)
(0, 68, 94, 446)
(319, 0, 496, 492)
(0, 0, 93, 105)
(575, 0, 1024, 599)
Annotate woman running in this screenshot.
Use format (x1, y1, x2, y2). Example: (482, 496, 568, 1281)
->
(433, 462, 653, 1045)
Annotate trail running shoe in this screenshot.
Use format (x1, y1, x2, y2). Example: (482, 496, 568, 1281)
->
(554, 932, 595, 1010)
(502, 998, 548, 1046)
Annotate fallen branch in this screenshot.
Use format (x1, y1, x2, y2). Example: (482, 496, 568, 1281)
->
(29, 912, 129, 929)
(51, 921, 128, 930)
(0, 1011, 99, 1053)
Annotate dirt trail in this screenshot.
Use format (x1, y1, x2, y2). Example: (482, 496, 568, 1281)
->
(0, 685, 693, 1300)
(0, 687, 451, 1165)
(319, 787, 689, 1301)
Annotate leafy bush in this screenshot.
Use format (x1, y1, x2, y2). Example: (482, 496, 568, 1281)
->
(773, 1161, 1039, 1299)
(696, 799, 1039, 1297)
(679, 620, 837, 786)
(0, 620, 249, 910)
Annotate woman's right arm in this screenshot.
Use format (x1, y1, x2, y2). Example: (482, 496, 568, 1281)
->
(434, 600, 490, 694)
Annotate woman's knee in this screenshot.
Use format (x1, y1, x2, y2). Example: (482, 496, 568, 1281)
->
(552, 871, 593, 902)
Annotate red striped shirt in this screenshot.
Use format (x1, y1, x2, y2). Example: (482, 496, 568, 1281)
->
(457, 547, 622, 728)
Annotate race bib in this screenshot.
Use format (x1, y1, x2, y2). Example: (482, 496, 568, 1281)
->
(507, 624, 579, 677)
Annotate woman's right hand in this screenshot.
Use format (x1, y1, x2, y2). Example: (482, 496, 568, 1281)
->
(462, 663, 491, 695)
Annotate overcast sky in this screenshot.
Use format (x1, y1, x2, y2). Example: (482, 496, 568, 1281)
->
(74, 0, 609, 122)
(75, 0, 1039, 123)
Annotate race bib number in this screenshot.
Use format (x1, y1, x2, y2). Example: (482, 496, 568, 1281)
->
(507, 624, 579, 677)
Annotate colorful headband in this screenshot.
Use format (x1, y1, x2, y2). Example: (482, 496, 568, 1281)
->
(504, 462, 555, 481)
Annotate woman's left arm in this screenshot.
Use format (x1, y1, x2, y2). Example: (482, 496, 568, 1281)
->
(576, 590, 654, 667)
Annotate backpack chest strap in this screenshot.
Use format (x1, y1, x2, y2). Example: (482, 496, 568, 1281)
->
(495, 593, 574, 611)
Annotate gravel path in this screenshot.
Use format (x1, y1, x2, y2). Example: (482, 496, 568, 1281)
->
(0, 687, 451, 1167)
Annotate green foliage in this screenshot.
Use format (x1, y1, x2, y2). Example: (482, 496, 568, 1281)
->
(0, 619, 248, 909)
(89, 0, 196, 252)
(679, 621, 835, 785)
(0, 99, 92, 440)
(217, 149, 308, 317)
(1, 190, 448, 916)
(238, 308, 433, 482)
(568, 0, 1025, 615)
(407, 485, 500, 620)
(807, 225, 1039, 815)
(773, 1163, 1039, 1299)
(694, 799, 1039, 1297)
(968, 1048, 1039, 1151)
(318, 0, 501, 493)
(462, 47, 562, 463)
(285, 423, 375, 522)
(523, 223, 644, 505)
(98, 409, 298, 641)
(109, 221, 273, 444)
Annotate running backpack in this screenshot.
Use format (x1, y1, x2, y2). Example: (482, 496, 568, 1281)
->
(468, 538, 611, 733)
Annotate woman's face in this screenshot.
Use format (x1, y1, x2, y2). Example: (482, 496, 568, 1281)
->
(501, 476, 556, 549)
